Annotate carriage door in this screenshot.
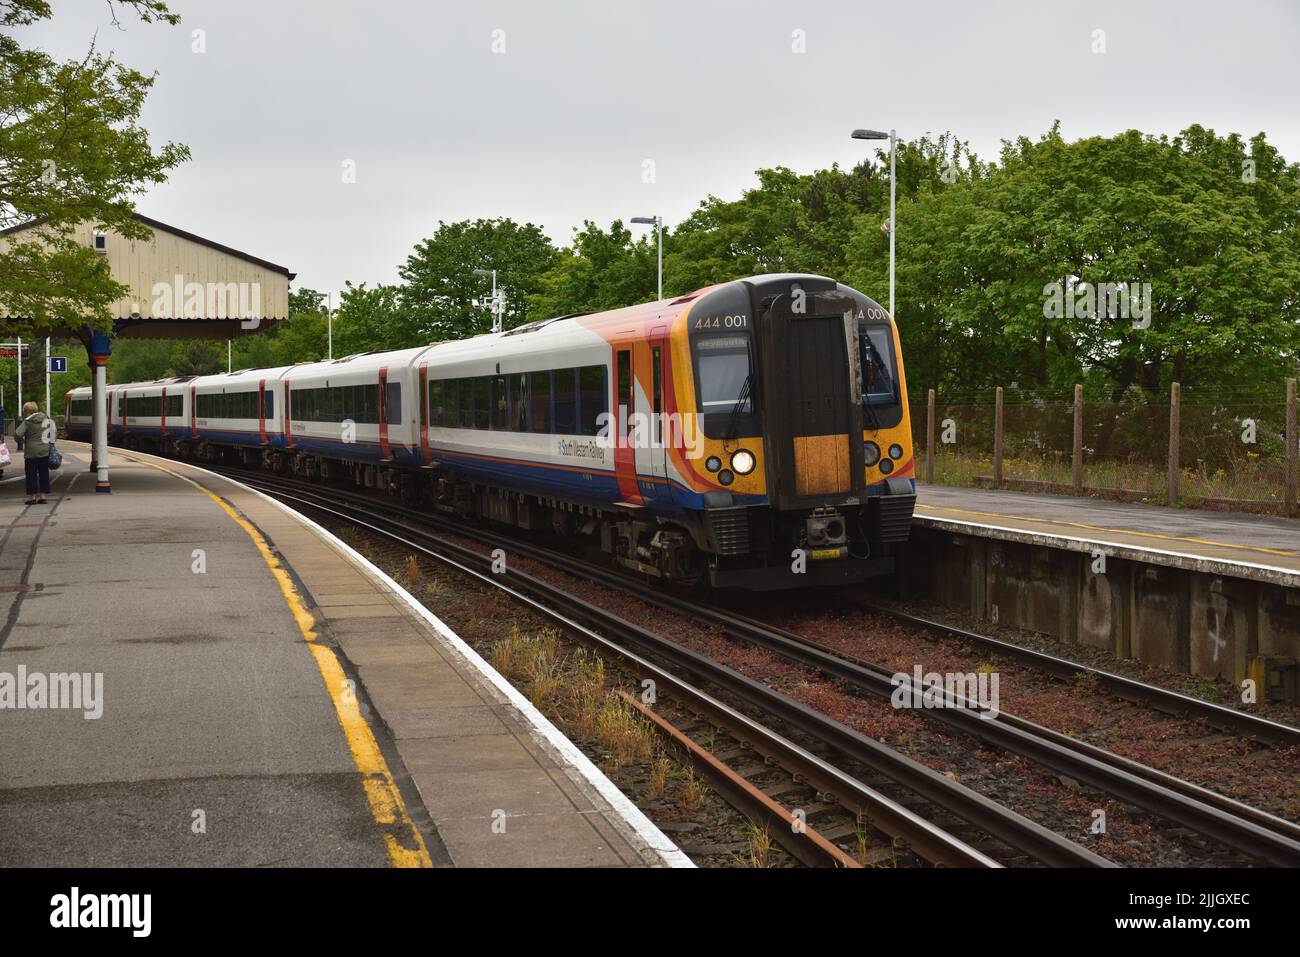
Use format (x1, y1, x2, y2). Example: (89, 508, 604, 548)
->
(637, 327, 670, 505)
(377, 367, 392, 461)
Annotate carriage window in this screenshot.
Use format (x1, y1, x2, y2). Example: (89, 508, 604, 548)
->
(386, 381, 402, 425)
(473, 378, 490, 429)
(529, 371, 552, 433)
(491, 375, 508, 430)
(445, 379, 459, 428)
(580, 365, 607, 437)
(264, 391, 273, 419)
(652, 347, 662, 415)
(511, 374, 529, 431)
(460, 378, 474, 428)
(554, 368, 576, 434)
(615, 351, 632, 438)
(427, 379, 441, 428)
(435, 379, 450, 428)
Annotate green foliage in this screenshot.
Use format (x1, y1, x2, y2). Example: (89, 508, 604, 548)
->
(870, 124, 1300, 396)
(334, 281, 407, 353)
(0, 0, 189, 334)
(529, 220, 659, 318)
(398, 218, 560, 337)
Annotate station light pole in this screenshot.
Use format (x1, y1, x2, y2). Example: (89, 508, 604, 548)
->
(851, 128, 896, 316)
(311, 291, 334, 359)
(472, 268, 505, 333)
(631, 216, 663, 301)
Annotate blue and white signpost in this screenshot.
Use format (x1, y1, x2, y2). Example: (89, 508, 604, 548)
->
(47, 338, 69, 417)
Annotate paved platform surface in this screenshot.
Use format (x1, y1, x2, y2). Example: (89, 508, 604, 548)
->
(0, 444, 682, 867)
(916, 484, 1300, 584)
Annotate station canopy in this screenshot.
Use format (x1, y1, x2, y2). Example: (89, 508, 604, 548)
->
(0, 213, 295, 340)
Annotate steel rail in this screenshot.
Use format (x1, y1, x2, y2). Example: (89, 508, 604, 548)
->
(619, 691, 863, 868)
(227, 468, 1298, 865)
(840, 596, 1300, 751)
(226, 472, 1102, 867)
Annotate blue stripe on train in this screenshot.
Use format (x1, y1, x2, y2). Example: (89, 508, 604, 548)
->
(87, 425, 769, 513)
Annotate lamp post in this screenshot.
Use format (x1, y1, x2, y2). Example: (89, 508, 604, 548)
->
(631, 216, 662, 301)
(473, 268, 504, 333)
(851, 128, 896, 316)
(311, 291, 334, 358)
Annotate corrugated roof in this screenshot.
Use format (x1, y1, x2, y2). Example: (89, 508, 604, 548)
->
(0, 212, 295, 279)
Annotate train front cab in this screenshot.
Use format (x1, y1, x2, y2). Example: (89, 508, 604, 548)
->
(693, 274, 915, 589)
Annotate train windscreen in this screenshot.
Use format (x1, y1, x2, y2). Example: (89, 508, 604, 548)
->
(697, 336, 752, 413)
(860, 325, 897, 404)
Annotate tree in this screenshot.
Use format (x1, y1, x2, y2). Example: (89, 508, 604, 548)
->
(528, 220, 659, 318)
(334, 281, 409, 353)
(399, 218, 559, 338)
(868, 124, 1300, 396)
(0, 1, 190, 335)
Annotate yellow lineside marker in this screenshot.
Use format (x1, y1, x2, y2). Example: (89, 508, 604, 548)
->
(917, 503, 1300, 559)
(120, 452, 431, 868)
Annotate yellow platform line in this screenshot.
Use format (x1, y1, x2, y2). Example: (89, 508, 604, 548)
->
(917, 503, 1300, 559)
(119, 452, 431, 868)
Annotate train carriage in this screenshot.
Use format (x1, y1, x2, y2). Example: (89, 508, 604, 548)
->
(279, 349, 423, 478)
(186, 366, 291, 464)
(68, 273, 915, 590)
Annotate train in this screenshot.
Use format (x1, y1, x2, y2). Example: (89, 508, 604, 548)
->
(65, 273, 916, 589)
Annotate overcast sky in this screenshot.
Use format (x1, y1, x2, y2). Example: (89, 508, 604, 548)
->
(18, 0, 1300, 299)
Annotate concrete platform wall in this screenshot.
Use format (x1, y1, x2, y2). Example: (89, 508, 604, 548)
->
(898, 527, 1300, 703)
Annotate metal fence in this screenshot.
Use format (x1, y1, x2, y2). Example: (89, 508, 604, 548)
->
(912, 380, 1300, 515)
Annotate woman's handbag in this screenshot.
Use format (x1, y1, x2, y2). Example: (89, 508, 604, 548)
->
(48, 441, 62, 470)
(0, 442, 10, 467)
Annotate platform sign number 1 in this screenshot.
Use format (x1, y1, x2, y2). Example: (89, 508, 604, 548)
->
(49, 356, 67, 373)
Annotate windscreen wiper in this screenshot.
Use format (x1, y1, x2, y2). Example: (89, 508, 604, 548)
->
(724, 374, 753, 440)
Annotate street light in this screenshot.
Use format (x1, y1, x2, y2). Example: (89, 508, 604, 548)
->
(312, 291, 333, 359)
(472, 268, 505, 333)
(630, 215, 662, 302)
(852, 128, 896, 316)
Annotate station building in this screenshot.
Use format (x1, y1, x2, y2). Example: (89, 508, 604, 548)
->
(0, 213, 293, 490)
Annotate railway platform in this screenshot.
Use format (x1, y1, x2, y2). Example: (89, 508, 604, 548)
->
(903, 484, 1300, 701)
(0, 442, 686, 868)
(916, 485, 1300, 585)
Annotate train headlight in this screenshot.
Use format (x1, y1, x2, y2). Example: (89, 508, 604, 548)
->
(864, 441, 881, 467)
(879, 458, 894, 475)
(717, 469, 735, 486)
(705, 455, 722, 472)
(730, 449, 755, 475)
(889, 443, 904, 460)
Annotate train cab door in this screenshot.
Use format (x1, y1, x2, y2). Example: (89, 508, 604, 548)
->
(636, 327, 671, 506)
(611, 344, 642, 504)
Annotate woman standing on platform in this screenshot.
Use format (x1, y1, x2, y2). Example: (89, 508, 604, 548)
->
(14, 401, 52, 505)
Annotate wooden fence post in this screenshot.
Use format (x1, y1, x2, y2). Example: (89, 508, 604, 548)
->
(1167, 381, 1181, 506)
(925, 388, 936, 485)
(1072, 383, 1083, 495)
(993, 386, 1004, 489)
(1286, 378, 1297, 518)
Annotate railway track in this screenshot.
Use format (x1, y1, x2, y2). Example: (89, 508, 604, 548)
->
(208, 466, 1109, 867)
(835, 596, 1300, 751)
(202, 463, 1300, 866)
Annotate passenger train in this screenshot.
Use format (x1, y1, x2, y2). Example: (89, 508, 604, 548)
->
(66, 273, 916, 588)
